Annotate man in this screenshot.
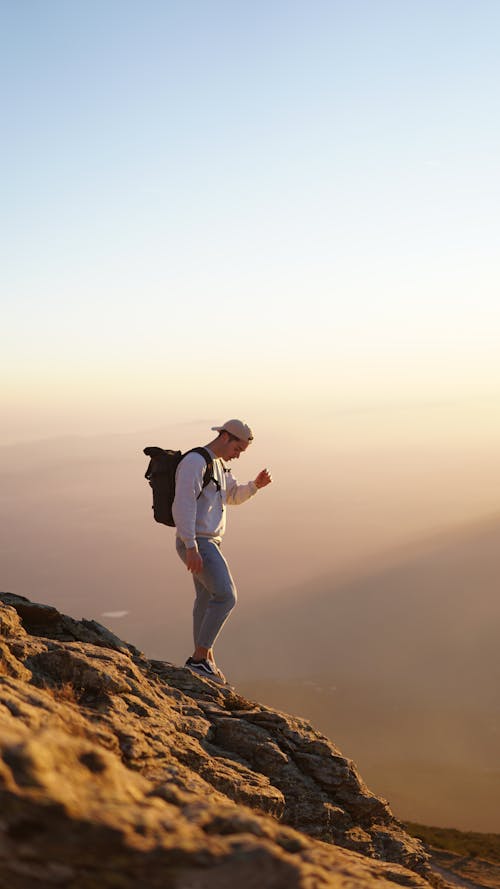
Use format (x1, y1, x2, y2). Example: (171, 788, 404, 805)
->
(172, 419, 272, 684)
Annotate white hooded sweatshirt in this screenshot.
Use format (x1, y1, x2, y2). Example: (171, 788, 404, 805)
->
(172, 448, 258, 549)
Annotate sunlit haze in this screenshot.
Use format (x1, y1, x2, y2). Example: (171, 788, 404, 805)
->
(2, 1, 500, 832)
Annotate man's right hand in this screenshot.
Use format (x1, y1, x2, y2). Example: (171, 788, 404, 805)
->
(186, 546, 204, 574)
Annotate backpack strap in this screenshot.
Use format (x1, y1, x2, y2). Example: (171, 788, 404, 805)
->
(186, 447, 221, 495)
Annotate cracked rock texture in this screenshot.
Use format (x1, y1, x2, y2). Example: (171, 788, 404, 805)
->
(0, 592, 442, 889)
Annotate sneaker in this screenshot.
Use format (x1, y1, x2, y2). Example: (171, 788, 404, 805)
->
(211, 663, 227, 684)
(185, 657, 226, 685)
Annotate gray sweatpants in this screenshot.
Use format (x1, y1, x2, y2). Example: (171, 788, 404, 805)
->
(175, 536, 237, 650)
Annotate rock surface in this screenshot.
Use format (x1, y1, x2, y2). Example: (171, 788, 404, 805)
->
(0, 592, 447, 888)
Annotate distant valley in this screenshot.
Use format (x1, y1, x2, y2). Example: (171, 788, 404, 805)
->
(233, 515, 500, 832)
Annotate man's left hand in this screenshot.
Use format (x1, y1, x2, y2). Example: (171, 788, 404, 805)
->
(254, 469, 272, 489)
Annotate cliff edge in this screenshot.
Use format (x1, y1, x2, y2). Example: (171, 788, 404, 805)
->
(0, 592, 445, 889)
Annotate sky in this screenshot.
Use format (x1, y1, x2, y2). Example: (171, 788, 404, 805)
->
(2, 0, 500, 444)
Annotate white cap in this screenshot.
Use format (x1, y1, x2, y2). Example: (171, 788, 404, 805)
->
(211, 419, 254, 442)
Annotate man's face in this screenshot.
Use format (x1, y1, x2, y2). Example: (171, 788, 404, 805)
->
(221, 433, 249, 460)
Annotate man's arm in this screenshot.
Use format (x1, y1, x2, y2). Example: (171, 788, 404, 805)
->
(254, 469, 272, 489)
(225, 467, 273, 505)
(172, 454, 206, 573)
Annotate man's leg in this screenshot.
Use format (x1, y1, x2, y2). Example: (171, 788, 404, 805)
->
(192, 574, 211, 650)
(175, 537, 210, 657)
(194, 537, 237, 651)
(175, 536, 237, 658)
(176, 538, 211, 660)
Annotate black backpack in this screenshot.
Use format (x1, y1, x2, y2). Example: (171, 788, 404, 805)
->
(143, 446, 215, 526)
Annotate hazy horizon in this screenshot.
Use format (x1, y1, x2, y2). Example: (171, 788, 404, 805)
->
(2, 413, 500, 623)
(2, 422, 500, 833)
(2, 0, 500, 837)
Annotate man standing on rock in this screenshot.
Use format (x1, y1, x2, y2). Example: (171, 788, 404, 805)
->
(172, 419, 272, 685)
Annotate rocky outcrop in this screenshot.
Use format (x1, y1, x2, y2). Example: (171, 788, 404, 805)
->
(0, 592, 443, 888)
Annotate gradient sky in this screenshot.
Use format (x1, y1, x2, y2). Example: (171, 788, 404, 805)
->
(2, 0, 500, 443)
